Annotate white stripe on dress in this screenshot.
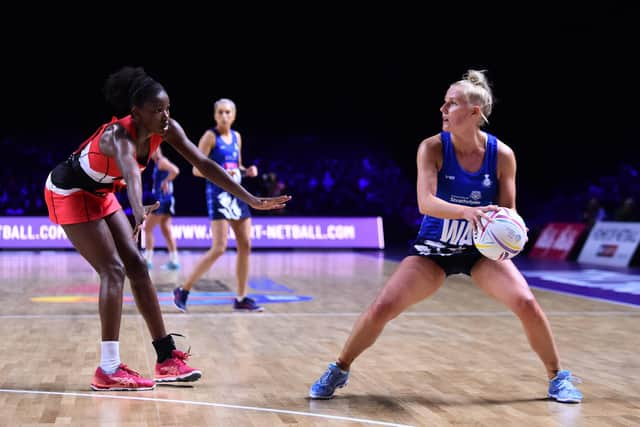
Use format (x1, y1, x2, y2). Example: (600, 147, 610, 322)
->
(45, 173, 81, 196)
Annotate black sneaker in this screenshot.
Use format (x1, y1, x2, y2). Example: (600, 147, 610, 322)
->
(233, 296, 264, 312)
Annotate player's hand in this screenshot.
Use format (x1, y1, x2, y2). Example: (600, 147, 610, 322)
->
(161, 180, 170, 194)
(249, 195, 291, 211)
(464, 204, 500, 234)
(132, 202, 161, 240)
(245, 165, 258, 178)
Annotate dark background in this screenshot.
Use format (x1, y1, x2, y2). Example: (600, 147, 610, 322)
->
(1, 6, 637, 245)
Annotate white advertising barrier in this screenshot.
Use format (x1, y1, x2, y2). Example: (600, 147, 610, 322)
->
(577, 221, 640, 267)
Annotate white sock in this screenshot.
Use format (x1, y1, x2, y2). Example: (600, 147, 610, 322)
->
(100, 341, 121, 374)
(236, 295, 245, 302)
(169, 251, 179, 263)
(144, 249, 154, 262)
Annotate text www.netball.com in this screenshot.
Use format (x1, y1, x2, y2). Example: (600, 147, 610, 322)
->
(1, 223, 357, 242)
(171, 224, 356, 240)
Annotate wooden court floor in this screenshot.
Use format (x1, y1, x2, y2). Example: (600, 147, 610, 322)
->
(0, 250, 639, 426)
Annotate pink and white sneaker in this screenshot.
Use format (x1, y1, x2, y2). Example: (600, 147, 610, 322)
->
(154, 349, 202, 382)
(91, 364, 155, 391)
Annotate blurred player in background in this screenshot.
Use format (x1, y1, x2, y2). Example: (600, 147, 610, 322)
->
(143, 146, 180, 270)
(174, 99, 263, 312)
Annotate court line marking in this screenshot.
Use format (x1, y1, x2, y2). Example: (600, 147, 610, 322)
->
(0, 310, 637, 320)
(528, 285, 640, 309)
(0, 389, 414, 427)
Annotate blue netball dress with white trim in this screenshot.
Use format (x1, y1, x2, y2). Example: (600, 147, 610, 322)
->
(206, 129, 251, 220)
(412, 131, 498, 257)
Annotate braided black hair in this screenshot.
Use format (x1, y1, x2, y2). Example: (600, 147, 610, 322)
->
(103, 66, 165, 116)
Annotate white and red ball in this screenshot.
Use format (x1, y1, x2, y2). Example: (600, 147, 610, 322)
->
(473, 207, 528, 261)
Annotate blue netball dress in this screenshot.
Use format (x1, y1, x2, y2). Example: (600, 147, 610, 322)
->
(206, 129, 251, 220)
(151, 165, 175, 215)
(409, 131, 499, 275)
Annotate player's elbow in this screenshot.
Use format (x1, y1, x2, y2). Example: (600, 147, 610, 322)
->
(417, 197, 432, 215)
(417, 192, 439, 216)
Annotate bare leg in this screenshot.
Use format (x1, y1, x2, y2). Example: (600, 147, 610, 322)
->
(182, 220, 229, 291)
(143, 214, 160, 256)
(338, 256, 446, 369)
(229, 218, 252, 298)
(159, 215, 177, 253)
(471, 258, 560, 379)
(105, 210, 166, 340)
(62, 217, 126, 341)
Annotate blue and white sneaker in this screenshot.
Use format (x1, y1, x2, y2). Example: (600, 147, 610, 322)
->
(309, 362, 349, 399)
(161, 261, 181, 271)
(548, 370, 583, 403)
(173, 287, 189, 313)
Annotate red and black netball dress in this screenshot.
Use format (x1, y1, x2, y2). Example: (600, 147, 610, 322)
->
(44, 116, 162, 224)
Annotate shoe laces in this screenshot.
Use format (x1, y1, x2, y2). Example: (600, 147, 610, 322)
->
(240, 296, 255, 305)
(164, 333, 193, 364)
(556, 373, 582, 390)
(118, 364, 142, 377)
(318, 366, 341, 385)
(172, 348, 192, 364)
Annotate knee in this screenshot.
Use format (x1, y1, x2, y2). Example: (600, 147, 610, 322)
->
(368, 298, 399, 324)
(513, 297, 542, 319)
(208, 246, 226, 259)
(124, 254, 149, 282)
(98, 260, 126, 284)
(236, 240, 251, 253)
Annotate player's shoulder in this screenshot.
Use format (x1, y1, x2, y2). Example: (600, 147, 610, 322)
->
(493, 136, 514, 158)
(103, 121, 130, 142)
(167, 117, 186, 133)
(419, 133, 443, 153)
(106, 120, 125, 133)
(201, 128, 217, 141)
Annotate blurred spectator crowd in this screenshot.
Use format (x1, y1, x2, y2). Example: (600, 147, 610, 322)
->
(2, 134, 638, 247)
